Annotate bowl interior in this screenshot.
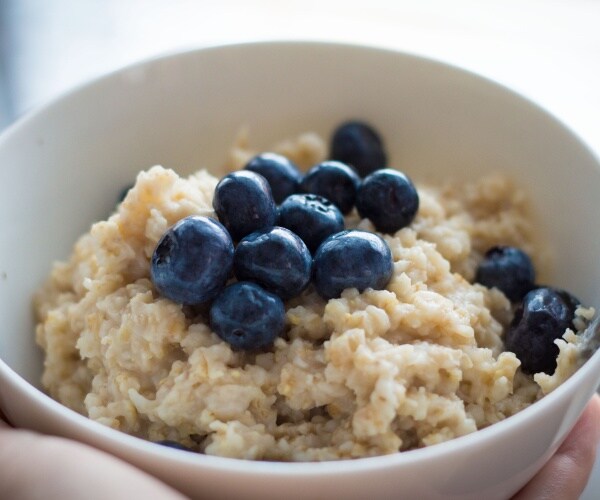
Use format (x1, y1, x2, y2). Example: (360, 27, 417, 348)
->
(1, 41, 600, 393)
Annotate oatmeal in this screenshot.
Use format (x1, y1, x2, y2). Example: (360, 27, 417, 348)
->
(34, 131, 593, 461)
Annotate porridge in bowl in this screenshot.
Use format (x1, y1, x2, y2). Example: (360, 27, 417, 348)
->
(34, 122, 595, 461)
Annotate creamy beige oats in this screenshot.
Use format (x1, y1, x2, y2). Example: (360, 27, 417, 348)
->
(34, 133, 591, 461)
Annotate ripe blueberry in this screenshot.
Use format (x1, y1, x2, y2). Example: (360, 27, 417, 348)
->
(552, 287, 581, 317)
(505, 287, 577, 374)
(356, 168, 419, 233)
(209, 282, 286, 351)
(277, 194, 344, 253)
(151, 216, 234, 305)
(244, 152, 303, 204)
(475, 246, 535, 302)
(213, 170, 277, 241)
(300, 160, 360, 214)
(330, 121, 387, 177)
(313, 230, 394, 300)
(234, 226, 312, 300)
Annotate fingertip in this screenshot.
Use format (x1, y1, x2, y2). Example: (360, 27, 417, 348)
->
(588, 393, 600, 415)
(512, 394, 600, 499)
(559, 393, 600, 455)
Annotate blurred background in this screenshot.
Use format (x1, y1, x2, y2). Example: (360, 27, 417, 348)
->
(1, 0, 599, 150)
(1, 0, 599, 496)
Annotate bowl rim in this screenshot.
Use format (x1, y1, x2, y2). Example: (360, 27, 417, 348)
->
(1, 39, 600, 475)
(2, 38, 600, 166)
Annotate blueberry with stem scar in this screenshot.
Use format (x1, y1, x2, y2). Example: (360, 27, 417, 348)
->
(300, 160, 360, 215)
(234, 226, 312, 300)
(277, 193, 344, 254)
(151, 216, 234, 305)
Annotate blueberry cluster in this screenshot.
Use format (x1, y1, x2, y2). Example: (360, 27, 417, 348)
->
(149, 121, 415, 351)
(148, 121, 584, 372)
(474, 245, 581, 374)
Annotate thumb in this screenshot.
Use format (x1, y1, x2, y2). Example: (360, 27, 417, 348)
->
(513, 394, 600, 499)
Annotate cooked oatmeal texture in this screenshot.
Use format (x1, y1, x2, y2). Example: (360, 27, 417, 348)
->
(34, 132, 592, 460)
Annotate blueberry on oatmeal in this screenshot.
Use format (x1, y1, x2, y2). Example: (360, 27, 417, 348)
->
(299, 160, 360, 214)
(355, 168, 419, 233)
(213, 170, 277, 241)
(475, 246, 535, 302)
(151, 216, 234, 305)
(505, 287, 577, 374)
(277, 193, 344, 253)
(244, 152, 303, 204)
(234, 226, 312, 300)
(209, 281, 286, 351)
(313, 230, 393, 300)
(330, 120, 387, 177)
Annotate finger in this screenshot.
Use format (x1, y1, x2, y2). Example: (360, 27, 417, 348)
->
(0, 428, 188, 500)
(0, 408, 12, 427)
(513, 394, 600, 500)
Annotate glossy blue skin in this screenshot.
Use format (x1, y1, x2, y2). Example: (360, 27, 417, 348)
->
(356, 168, 419, 234)
(234, 226, 312, 300)
(313, 230, 394, 299)
(244, 152, 303, 204)
(330, 121, 387, 177)
(151, 216, 234, 305)
(505, 287, 576, 374)
(209, 282, 286, 351)
(475, 246, 535, 302)
(277, 194, 344, 254)
(213, 170, 277, 241)
(299, 160, 360, 214)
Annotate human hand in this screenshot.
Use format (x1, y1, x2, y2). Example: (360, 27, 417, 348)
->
(513, 394, 600, 499)
(1, 396, 599, 500)
(0, 417, 186, 500)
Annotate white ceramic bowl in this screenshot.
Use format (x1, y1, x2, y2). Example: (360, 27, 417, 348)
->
(1, 41, 600, 500)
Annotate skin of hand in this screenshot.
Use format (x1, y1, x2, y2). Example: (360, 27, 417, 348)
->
(1, 395, 599, 500)
(513, 393, 600, 500)
(0, 419, 186, 500)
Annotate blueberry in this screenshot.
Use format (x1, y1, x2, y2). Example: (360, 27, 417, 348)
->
(552, 287, 581, 317)
(209, 282, 286, 350)
(299, 161, 360, 214)
(355, 168, 419, 233)
(330, 121, 387, 177)
(213, 171, 277, 241)
(151, 216, 234, 305)
(313, 230, 394, 300)
(156, 440, 193, 451)
(505, 287, 577, 374)
(475, 246, 535, 302)
(244, 153, 303, 204)
(234, 226, 312, 300)
(277, 194, 345, 253)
